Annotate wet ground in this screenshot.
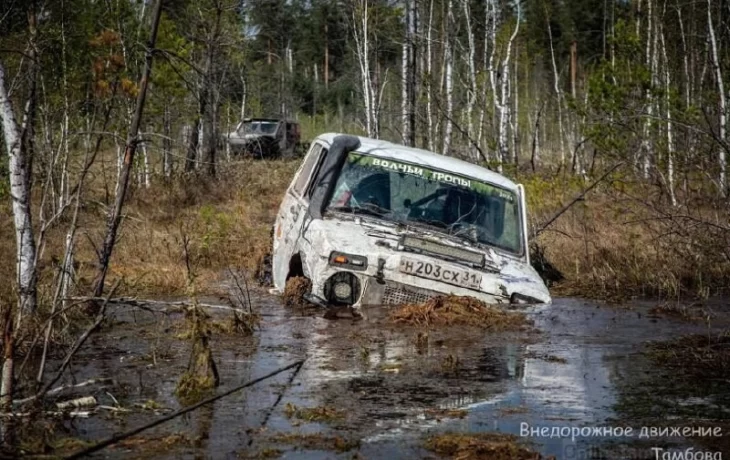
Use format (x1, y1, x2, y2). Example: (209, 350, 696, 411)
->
(34, 290, 730, 459)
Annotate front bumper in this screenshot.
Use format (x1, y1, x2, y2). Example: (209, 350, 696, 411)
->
(358, 276, 506, 306)
(308, 267, 508, 309)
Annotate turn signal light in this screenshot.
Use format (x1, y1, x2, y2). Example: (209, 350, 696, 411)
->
(328, 252, 368, 270)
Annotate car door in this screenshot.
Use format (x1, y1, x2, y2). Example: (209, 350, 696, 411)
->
(272, 141, 328, 291)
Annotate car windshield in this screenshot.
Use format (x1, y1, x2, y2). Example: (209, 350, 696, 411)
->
(240, 120, 278, 135)
(326, 152, 523, 254)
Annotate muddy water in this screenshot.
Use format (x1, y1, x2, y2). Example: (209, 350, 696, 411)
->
(45, 293, 730, 459)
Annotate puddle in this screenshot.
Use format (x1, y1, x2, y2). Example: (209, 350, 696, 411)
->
(20, 294, 730, 459)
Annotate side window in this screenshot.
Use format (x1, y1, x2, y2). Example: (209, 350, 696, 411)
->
(305, 147, 328, 199)
(292, 144, 323, 197)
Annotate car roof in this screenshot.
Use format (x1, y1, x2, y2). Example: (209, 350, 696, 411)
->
(315, 133, 518, 191)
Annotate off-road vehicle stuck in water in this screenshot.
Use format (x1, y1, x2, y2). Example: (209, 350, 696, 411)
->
(271, 134, 551, 316)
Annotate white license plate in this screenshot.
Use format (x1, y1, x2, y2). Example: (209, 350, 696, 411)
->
(399, 257, 482, 290)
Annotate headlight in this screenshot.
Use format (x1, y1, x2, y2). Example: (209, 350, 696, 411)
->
(328, 251, 368, 270)
(324, 272, 362, 306)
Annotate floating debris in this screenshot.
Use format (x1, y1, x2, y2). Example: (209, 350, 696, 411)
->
(425, 433, 554, 460)
(391, 295, 532, 330)
(268, 433, 360, 453)
(283, 403, 345, 423)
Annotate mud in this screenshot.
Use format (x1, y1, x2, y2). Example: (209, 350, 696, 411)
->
(12, 291, 730, 459)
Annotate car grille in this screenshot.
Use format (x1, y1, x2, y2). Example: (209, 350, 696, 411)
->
(382, 285, 436, 306)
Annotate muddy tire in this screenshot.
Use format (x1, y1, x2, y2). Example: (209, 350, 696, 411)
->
(283, 276, 312, 308)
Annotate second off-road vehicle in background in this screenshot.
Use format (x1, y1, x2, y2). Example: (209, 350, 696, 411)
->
(224, 118, 303, 158)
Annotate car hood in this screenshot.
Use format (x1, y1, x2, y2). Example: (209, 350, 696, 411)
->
(303, 215, 551, 303)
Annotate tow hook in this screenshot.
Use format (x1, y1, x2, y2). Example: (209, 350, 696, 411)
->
(375, 258, 386, 284)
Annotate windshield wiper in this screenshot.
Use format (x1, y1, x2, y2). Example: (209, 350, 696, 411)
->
(408, 217, 449, 230)
(330, 204, 390, 218)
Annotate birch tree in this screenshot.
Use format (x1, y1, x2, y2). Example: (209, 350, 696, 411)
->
(461, 0, 477, 159)
(707, 0, 727, 194)
(401, 0, 416, 146)
(442, 0, 454, 155)
(425, 0, 435, 151)
(496, 1, 521, 169)
(0, 28, 38, 314)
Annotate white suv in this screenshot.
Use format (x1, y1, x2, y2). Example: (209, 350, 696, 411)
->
(271, 134, 550, 314)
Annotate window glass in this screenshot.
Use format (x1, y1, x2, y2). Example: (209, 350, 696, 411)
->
(239, 120, 279, 135)
(292, 144, 323, 196)
(326, 152, 523, 254)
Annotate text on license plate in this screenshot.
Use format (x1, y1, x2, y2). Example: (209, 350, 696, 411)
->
(399, 257, 482, 289)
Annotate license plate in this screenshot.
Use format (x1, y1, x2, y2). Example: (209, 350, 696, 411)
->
(399, 257, 482, 290)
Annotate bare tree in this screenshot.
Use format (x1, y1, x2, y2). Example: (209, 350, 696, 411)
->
(92, 0, 164, 299)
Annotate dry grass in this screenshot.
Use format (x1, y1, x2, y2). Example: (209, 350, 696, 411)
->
(524, 175, 730, 300)
(425, 433, 553, 460)
(0, 158, 299, 306)
(391, 295, 532, 330)
(647, 302, 711, 321)
(646, 332, 730, 380)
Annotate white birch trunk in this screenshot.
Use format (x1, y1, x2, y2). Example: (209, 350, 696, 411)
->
(59, 0, 70, 210)
(497, 2, 520, 170)
(676, 1, 690, 109)
(401, 4, 409, 145)
(0, 62, 38, 313)
(513, 50, 520, 165)
(353, 1, 374, 137)
(426, 0, 434, 151)
(442, 0, 454, 155)
(163, 104, 173, 178)
(462, 0, 477, 160)
(707, 0, 727, 193)
(660, 25, 677, 206)
(546, 10, 566, 169)
(640, 0, 655, 179)
(141, 135, 151, 188)
(478, 0, 497, 160)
